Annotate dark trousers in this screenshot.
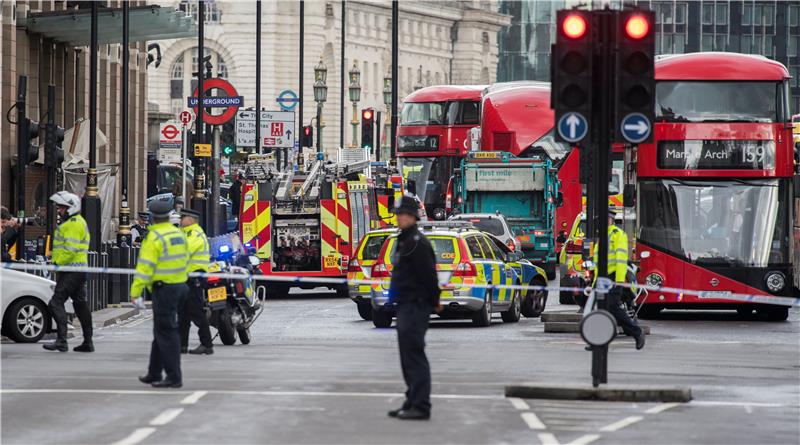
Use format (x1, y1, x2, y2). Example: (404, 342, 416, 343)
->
(396, 301, 432, 414)
(608, 287, 642, 338)
(49, 272, 92, 344)
(180, 278, 213, 348)
(148, 283, 188, 382)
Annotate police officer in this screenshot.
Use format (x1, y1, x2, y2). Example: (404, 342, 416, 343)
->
(43, 192, 94, 353)
(387, 196, 442, 420)
(592, 209, 645, 350)
(179, 208, 213, 355)
(133, 200, 190, 388)
(130, 212, 150, 245)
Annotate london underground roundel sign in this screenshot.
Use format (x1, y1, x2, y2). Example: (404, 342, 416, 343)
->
(189, 78, 244, 126)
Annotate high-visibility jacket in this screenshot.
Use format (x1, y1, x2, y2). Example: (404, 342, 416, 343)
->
(131, 222, 189, 298)
(591, 224, 629, 284)
(182, 223, 210, 273)
(52, 214, 90, 267)
(559, 217, 585, 272)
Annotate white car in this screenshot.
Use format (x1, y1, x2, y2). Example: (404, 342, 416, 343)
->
(1, 268, 69, 343)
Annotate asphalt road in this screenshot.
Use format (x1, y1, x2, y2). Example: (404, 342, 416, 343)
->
(2, 290, 798, 445)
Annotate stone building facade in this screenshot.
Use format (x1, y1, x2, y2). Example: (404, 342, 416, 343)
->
(148, 0, 510, 157)
(1, 0, 151, 237)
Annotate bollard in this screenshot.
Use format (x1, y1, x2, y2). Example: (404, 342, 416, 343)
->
(99, 249, 109, 309)
(109, 244, 121, 305)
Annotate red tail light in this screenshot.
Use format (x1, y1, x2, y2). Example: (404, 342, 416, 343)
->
(506, 239, 516, 251)
(445, 177, 454, 213)
(348, 258, 361, 273)
(235, 281, 244, 294)
(453, 262, 477, 277)
(565, 240, 583, 254)
(207, 276, 221, 285)
(371, 262, 390, 278)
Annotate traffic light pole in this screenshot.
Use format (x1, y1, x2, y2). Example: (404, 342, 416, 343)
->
(375, 111, 382, 162)
(118, 1, 131, 246)
(45, 86, 57, 237)
(193, 0, 208, 230)
(15, 77, 28, 261)
(210, 126, 221, 237)
(390, 0, 398, 162)
(83, 1, 101, 251)
(256, 0, 261, 156)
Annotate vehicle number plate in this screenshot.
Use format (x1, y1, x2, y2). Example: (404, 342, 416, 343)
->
(324, 256, 339, 268)
(207, 286, 227, 303)
(698, 290, 732, 299)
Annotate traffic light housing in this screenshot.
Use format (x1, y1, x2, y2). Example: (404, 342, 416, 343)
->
(615, 10, 655, 143)
(361, 108, 375, 150)
(22, 118, 40, 165)
(221, 121, 235, 156)
(552, 10, 593, 144)
(44, 123, 65, 168)
(301, 125, 313, 148)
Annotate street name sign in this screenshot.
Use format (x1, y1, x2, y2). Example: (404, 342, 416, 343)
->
(235, 110, 295, 150)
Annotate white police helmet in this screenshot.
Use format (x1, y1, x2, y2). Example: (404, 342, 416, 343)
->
(49, 191, 81, 216)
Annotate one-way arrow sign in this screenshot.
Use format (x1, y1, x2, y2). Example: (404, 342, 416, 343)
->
(557, 112, 588, 143)
(620, 112, 651, 144)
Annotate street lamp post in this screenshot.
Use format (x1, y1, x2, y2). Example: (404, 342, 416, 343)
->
(314, 58, 328, 160)
(348, 63, 361, 148)
(383, 72, 392, 162)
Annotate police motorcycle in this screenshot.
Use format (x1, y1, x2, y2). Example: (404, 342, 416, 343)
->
(205, 239, 265, 345)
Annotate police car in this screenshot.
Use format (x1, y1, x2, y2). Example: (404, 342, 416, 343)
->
(369, 222, 548, 328)
(347, 228, 397, 321)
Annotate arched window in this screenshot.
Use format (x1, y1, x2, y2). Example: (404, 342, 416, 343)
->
(178, 0, 221, 24)
(169, 48, 228, 115)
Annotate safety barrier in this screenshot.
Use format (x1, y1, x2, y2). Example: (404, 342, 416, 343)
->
(2, 261, 799, 308)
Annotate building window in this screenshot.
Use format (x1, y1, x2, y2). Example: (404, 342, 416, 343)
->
(741, 34, 752, 53)
(715, 34, 727, 51)
(179, 0, 221, 24)
(790, 5, 800, 27)
(702, 34, 713, 51)
(754, 4, 763, 26)
(661, 3, 674, 25)
(754, 35, 763, 54)
(662, 34, 674, 53)
(790, 66, 800, 87)
(764, 35, 773, 57)
(790, 36, 799, 57)
(702, 3, 713, 25)
(674, 34, 685, 52)
(675, 2, 687, 25)
(742, 3, 752, 26)
(763, 4, 773, 26)
(535, 1, 552, 23)
(716, 3, 728, 25)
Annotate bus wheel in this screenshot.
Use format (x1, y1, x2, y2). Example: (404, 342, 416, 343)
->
(357, 302, 373, 321)
(372, 309, 393, 328)
(759, 306, 789, 322)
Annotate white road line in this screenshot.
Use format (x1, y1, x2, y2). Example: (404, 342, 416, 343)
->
(645, 402, 681, 414)
(111, 427, 156, 445)
(508, 397, 530, 410)
(567, 434, 600, 445)
(149, 408, 184, 426)
(600, 416, 643, 432)
(537, 432, 561, 445)
(181, 391, 207, 405)
(521, 412, 546, 430)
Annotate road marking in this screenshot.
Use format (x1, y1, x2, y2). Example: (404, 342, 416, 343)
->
(567, 434, 600, 445)
(111, 427, 156, 445)
(645, 402, 680, 414)
(521, 412, 546, 430)
(149, 408, 184, 426)
(509, 397, 530, 410)
(181, 390, 207, 405)
(689, 401, 784, 408)
(600, 416, 643, 432)
(537, 432, 560, 445)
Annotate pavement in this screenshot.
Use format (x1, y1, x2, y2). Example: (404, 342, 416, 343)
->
(2, 290, 798, 445)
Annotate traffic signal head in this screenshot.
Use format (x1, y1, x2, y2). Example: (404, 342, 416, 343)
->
(23, 118, 40, 165)
(552, 10, 593, 144)
(221, 121, 236, 156)
(361, 108, 375, 149)
(302, 125, 313, 148)
(222, 145, 234, 156)
(615, 10, 655, 144)
(45, 123, 65, 168)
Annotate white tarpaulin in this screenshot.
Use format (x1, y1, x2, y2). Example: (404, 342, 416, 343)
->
(63, 118, 108, 167)
(63, 164, 117, 243)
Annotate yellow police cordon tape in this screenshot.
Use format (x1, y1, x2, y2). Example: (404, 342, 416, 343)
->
(3, 262, 798, 308)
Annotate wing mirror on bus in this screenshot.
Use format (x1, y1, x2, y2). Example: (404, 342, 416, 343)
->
(386, 189, 396, 213)
(556, 231, 568, 244)
(623, 184, 636, 208)
(555, 192, 564, 208)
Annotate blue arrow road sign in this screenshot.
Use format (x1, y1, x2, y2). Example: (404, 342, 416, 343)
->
(620, 112, 651, 144)
(557, 112, 588, 143)
(276, 90, 299, 111)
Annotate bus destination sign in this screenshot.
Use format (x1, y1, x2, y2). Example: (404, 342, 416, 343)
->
(657, 140, 775, 170)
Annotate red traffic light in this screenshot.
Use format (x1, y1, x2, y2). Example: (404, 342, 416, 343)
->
(362, 109, 374, 121)
(304, 126, 311, 136)
(625, 15, 650, 40)
(562, 14, 587, 39)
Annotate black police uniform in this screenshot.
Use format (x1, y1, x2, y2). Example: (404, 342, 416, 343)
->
(390, 216, 441, 418)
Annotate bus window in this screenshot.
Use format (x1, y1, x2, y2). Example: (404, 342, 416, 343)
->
(401, 102, 445, 126)
(655, 81, 779, 123)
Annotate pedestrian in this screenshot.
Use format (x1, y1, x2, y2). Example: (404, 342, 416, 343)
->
(42, 192, 94, 353)
(387, 195, 442, 421)
(229, 171, 244, 218)
(1, 206, 18, 262)
(130, 211, 150, 246)
(132, 200, 190, 388)
(592, 209, 645, 350)
(179, 208, 214, 355)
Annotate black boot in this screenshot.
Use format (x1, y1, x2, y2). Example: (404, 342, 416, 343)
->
(188, 345, 214, 355)
(43, 341, 68, 352)
(181, 346, 188, 354)
(635, 334, 646, 350)
(139, 374, 162, 384)
(73, 342, 94, 352)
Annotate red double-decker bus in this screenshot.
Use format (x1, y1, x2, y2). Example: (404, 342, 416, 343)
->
(636, 52, 794, 321)
(397, 85, 485, 220)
